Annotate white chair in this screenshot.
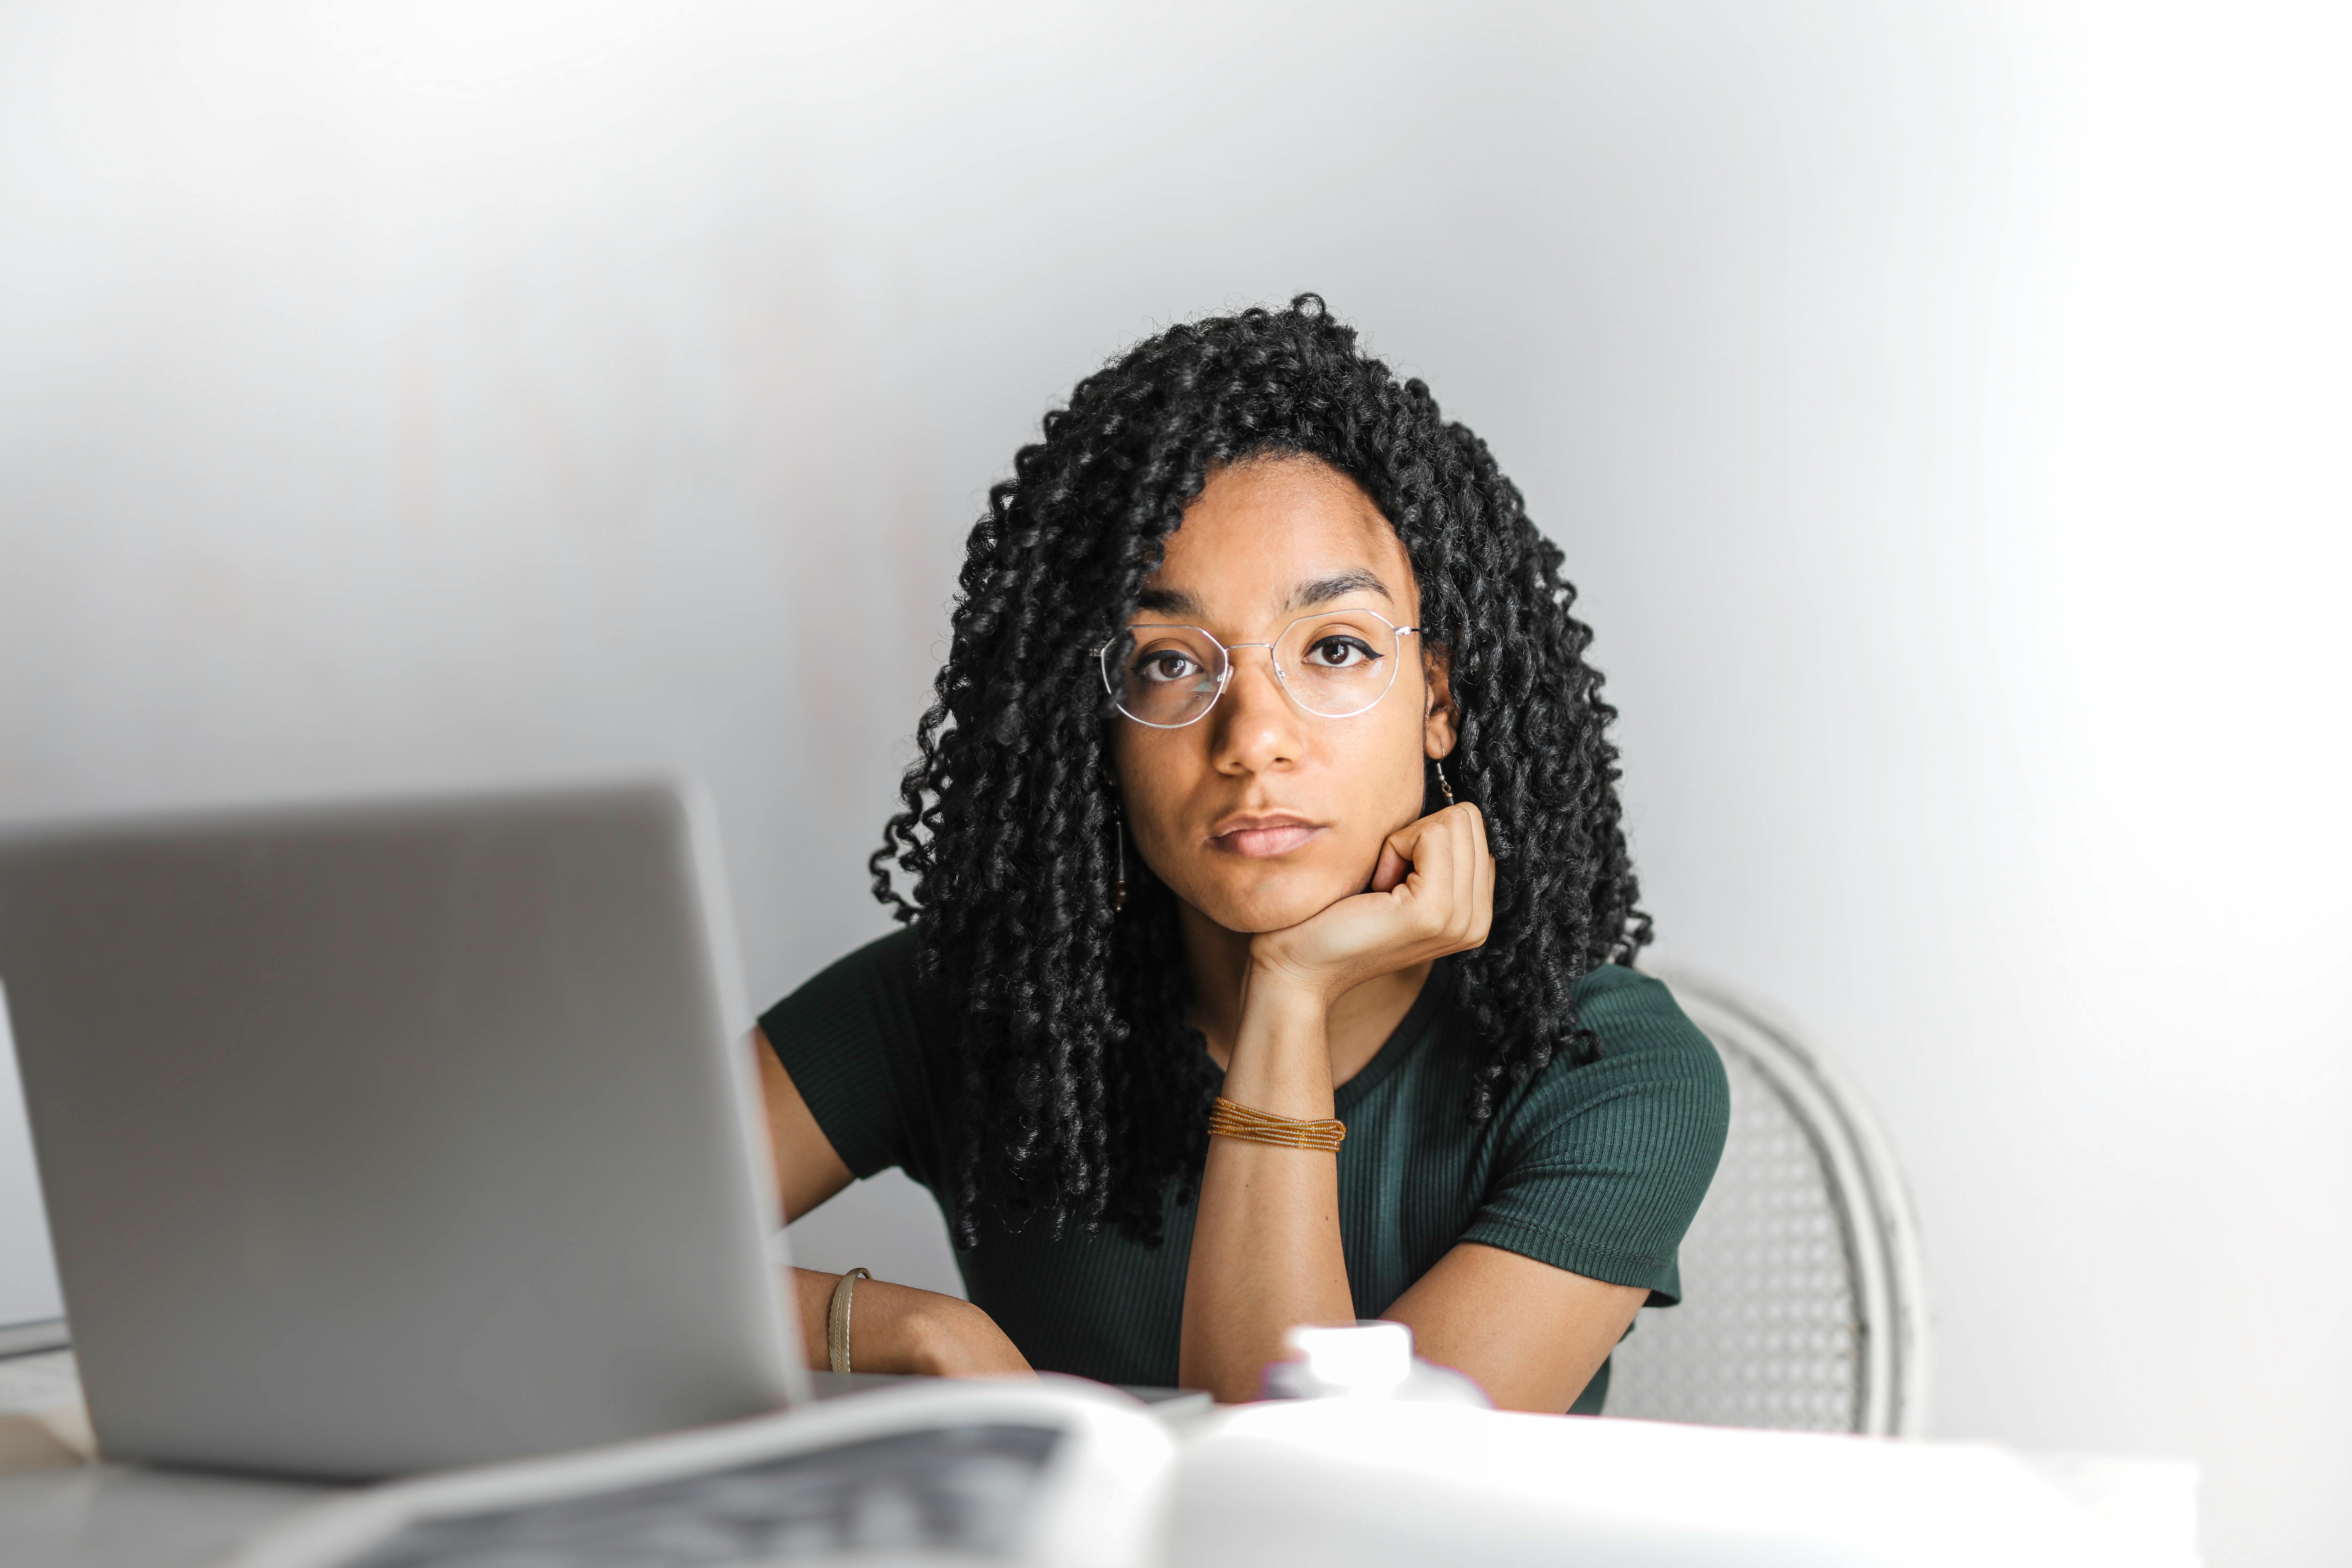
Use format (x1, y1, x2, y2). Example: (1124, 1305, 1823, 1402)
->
(1604, 973, 1931, 1437)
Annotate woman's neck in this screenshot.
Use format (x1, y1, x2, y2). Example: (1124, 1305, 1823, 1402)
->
(1177, 899, 1432, 1088)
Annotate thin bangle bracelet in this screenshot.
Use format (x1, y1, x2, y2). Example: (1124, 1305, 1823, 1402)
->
(826, 1267, 871, 1374)
(1207, 1096, 1346, 1152)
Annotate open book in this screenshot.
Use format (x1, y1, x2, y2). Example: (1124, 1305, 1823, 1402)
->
(224, 1377, 1173, 1568)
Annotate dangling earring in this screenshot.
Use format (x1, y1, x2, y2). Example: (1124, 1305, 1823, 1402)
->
(1109, 790, 1129, 913)
(1434, 758, 1457, 808)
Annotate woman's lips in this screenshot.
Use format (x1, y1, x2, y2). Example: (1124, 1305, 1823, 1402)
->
(1210, 821, 1324, 858)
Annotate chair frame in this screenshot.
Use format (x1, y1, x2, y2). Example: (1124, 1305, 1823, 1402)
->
(1660, 972, 1934, 1438)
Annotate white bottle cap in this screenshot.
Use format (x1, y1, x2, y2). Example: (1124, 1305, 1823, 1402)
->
(1282, 1320, 1414, 1397)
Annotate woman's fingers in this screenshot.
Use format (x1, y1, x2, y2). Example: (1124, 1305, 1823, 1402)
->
(1450, 805, 1477, 940)
(1379, 803, 1493, 955)
(1466, 805, 1494, 948)
(1435, 801, 1490, 952)
(1385, 813, 1451, 933)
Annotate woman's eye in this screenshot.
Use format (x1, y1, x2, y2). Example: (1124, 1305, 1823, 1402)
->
(1135, 651, 1199, 684)
(1303, 636, 1376, 669)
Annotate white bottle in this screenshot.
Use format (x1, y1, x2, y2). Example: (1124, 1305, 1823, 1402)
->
(1262, 1320, 1489, 1406)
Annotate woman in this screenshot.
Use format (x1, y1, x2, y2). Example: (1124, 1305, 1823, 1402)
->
(758, 296, 1729, 1412)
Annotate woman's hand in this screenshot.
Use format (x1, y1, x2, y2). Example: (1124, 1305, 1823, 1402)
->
(1248, 802, 1495, 1006)
(901, 1295, 1034, 1377)
(790, 1268, 1033, 1378)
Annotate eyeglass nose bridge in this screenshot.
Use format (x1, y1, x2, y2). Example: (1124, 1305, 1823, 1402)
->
(1213, 640, 1287, 695)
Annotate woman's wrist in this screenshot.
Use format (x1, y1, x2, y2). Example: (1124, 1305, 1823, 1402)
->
(1226, 963, 1338, 1116)
(829, 1276, 1030, 1378)
(796, 1269, 957, 1376)
(1240, 947, 1350, 1029)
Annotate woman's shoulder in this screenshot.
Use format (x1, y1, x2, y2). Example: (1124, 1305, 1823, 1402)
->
(824, 922, 922, 984)
(1568, 963, 1720, 1058)
(757, 924, 966, 1092)
(757, 925, 955, 1184)
(762, 924, 922, 1027)
(1496, 962, 1731, 1127)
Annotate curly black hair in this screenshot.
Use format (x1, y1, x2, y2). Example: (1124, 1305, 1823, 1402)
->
(871, 295, 1648, 1248)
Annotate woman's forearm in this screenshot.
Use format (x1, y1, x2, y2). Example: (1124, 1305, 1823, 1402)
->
(1178, 975, 1355, 1401)
(788, 1267, 1032, 1377)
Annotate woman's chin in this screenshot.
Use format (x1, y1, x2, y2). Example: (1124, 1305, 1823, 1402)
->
(1185, 875, 1363, 936)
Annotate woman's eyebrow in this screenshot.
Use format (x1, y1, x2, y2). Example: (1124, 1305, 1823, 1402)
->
(1286, 569, 1392, 610)
(1132, 570, 1390, 621)
(1135, 585, 1201, 616)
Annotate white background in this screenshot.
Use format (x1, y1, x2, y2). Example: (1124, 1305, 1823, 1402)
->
(0, 3, 2344, 1562)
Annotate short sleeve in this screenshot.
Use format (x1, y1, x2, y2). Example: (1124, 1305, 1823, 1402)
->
(1459, 965, 1730, 1305)
(756, 928, 940, 1187)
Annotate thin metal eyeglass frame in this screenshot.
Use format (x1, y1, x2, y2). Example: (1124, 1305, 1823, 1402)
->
(1094, 607, 1423, 729)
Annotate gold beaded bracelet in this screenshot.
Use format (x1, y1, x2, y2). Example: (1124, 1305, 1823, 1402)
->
(1206, 1096, 1347, 1152)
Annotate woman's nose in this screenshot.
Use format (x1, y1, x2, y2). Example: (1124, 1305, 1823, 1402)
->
(1208, 645, 1301, 775)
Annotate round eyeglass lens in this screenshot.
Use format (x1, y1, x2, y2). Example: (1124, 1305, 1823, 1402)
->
(1104, 625, 1227, 727)
(1275, 608, 1405, 717)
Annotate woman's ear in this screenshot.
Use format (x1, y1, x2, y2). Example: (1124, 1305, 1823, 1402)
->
(1422, 647, 1459, 760)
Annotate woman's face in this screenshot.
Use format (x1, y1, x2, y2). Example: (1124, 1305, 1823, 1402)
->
(1110, 456, 1455, 935)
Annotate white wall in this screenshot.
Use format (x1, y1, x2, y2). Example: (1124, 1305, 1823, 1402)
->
(0, 3, 2343, 1562)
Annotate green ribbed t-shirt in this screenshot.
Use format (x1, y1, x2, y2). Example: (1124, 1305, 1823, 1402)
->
(760, 929, 1729, 1413)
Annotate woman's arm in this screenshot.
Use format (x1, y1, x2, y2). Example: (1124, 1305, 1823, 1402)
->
(755, 1028, 856, 1221)
(1177, 980, 1355, 1400)
(1385, 1243, 1648, 1411)
(1178, 805, 1494, 1402)
(755, 1033, 1032, 1378)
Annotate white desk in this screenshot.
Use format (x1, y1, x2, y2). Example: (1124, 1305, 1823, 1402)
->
(1, 1351, 325, 1568)
(3, 1462, 329, 1568)
(2, 1350, 2199, 1568)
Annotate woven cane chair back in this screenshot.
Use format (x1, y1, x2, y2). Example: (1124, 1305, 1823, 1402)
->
(1605, 975, 1930, 1436)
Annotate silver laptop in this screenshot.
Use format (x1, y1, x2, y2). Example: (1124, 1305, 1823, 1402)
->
(0, 780, 806, 1479)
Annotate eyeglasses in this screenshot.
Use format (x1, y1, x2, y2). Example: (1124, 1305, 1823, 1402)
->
(1096, 606, 1422, 729)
